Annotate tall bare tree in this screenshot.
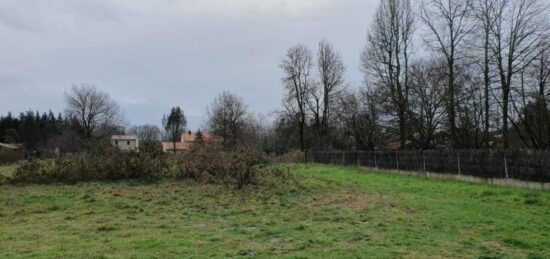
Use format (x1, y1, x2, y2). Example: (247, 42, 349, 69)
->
(361, 0, 414, 149)
(64, 83, 122, 143)
(420, 0, 475, 148)
(490, 0, 548, 148)
(473, 0, 498, 146)
(455, 65, 485, 148)
(317, 40, 345, 147)
(281, 45, 313, 151)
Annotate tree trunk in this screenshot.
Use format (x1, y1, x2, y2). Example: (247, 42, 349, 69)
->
(483, 30, 490, 147)
(448, 59, 456, 149)
(399, 109, 406, 150)
(299, 117, 305, 152)
(502, 87, 509, 149)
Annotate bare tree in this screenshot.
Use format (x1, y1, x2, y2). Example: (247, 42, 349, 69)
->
(455, 65, 485, 148)
(490, 0, 548, 148)
(361, 0, 414, 149)
(409, 59, 447, 149)
(472, 0, 499, 146)
(340, 88, 381, 150)
(307, 81, 323, 149)
(162, 106, 186, 153)
(509, 42, 550, 149)
(281, 45, 313, 151)
(317, 40, 345, 148)
(64, 83, 122, 143)
(206, 91, 248, 149)
(420, 0, 475, 148)
(128, 124, 161, 144)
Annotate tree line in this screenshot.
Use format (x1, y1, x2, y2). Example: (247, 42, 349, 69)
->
(0, 84, 125, 154)
(0, 84, 269, 155)
(277, 0, 549, 151)
(1, 0, 548, 155)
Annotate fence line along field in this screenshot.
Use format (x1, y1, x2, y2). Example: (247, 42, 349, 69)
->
(307, 150, 550, 188)
(0, 163, 549, 258)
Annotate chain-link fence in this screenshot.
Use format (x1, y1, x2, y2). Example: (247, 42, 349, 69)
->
(306, 150, 550, 182)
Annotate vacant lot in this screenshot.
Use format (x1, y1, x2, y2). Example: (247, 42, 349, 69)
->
(0, 164, 549, 258)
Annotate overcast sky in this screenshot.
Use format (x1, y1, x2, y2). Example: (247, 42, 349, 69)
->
(0, 0, 378, 130)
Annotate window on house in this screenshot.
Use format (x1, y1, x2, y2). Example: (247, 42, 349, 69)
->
(127, 141, 130, 145)
(115, 140, 118, 145)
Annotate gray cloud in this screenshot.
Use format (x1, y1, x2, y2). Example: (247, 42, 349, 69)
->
(0, 0, 378, 129)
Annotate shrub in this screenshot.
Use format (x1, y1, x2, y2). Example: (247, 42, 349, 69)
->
(175, 146, 222, 181)
(13, 159, 54, 184)
(229, 150, 266, 189)
(175, 146, 267, 188)
(130, 144, 169, 180)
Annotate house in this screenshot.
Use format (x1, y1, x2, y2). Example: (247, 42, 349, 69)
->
(111, 135, 139, 151)
(161, 131, 223, 153)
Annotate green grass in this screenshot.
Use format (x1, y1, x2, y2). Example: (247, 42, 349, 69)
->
(0, 163, 17, 178)
(0, 164, 549, 258)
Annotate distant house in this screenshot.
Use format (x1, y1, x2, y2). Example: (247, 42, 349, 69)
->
(111, 135, 139, 151)
(161, 131, 222, 153)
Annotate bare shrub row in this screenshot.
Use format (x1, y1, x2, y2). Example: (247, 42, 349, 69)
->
(12, 144, 169, 184)
(10, 145, 269, 188)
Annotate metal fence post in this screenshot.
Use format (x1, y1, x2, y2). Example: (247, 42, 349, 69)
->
(423, 151, 426, 172)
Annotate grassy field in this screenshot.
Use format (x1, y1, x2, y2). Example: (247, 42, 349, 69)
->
(0, 163, 17, 178)
(0, 164, 549, 258)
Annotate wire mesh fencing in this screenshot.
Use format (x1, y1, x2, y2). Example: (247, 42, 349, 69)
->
(305, 150, 550, 182)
